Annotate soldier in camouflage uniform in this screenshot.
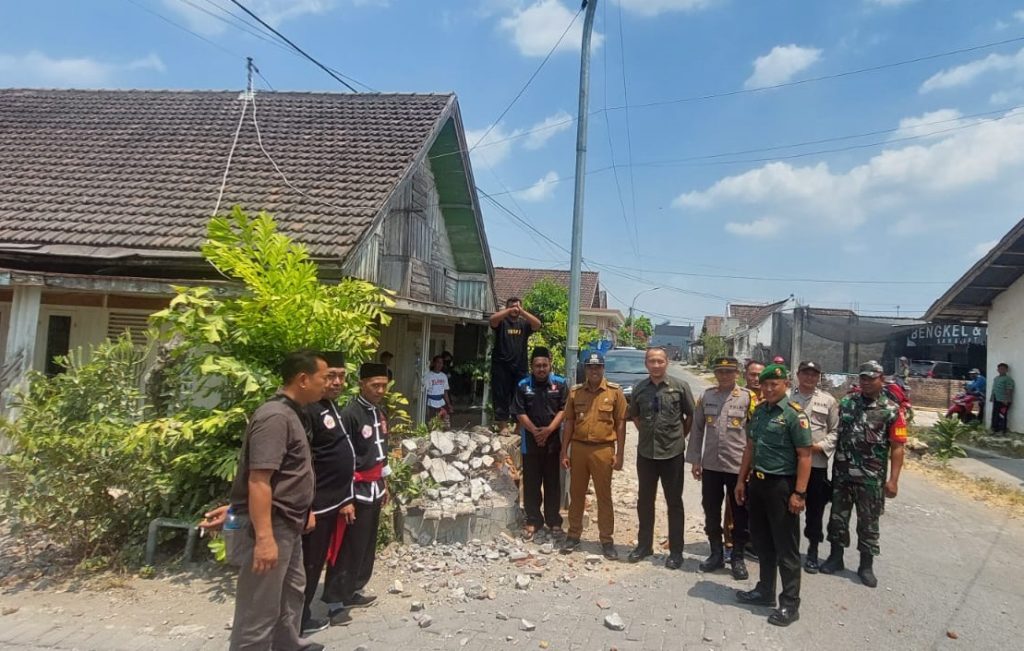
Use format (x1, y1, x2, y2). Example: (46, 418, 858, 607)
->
(820, 361, 907, 588)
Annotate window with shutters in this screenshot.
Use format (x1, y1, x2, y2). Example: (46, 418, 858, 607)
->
(107, 312, 149, 346)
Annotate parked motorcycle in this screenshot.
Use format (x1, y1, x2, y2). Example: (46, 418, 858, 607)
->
(946, 389, 982, 422)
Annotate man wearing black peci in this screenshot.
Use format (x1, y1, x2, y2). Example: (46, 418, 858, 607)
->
(320, 362, 391, 627)
(299, 351, 357, 636)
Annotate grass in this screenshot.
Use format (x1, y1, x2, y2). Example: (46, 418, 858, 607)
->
(907, 456, 1024, 518)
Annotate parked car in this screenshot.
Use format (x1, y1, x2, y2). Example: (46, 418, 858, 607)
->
(602, 348, 649, 402)
(908, 360, 971, 380)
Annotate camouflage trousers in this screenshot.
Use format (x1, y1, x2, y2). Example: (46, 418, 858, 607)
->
(826, 480, 885, 556)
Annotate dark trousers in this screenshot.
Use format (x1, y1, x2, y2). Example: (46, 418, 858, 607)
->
(491, 363, 526, 422)
(701, 469, 748, 549)
(803, 467, 831, 545)
(229, 518, 305, 651)
(301, 509, 338, 622)
(322, 501, 381, 607)
(993, 400, 1011, 432)
(748, 474, 801, 609)
(636, 453, 686, 554)
(522, 447, 563, 528)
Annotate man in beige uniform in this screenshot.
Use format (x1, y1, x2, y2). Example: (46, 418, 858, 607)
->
(560, 351, 628, 560)
(789, 360, 838, 573)
(687, 356, 756, 580)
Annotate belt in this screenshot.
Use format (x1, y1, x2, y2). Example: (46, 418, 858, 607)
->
(571, 438, 615, 445)
(752, 470, 794, 481)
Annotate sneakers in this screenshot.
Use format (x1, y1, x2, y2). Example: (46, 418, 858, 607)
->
(328, 608, 353, 627)
(731, 555, 749, 581)
(300, 617, 329, 636)
(347, 593, 378, 608)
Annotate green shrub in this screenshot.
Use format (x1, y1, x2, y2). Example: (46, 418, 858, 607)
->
(929, 417, 970, 461)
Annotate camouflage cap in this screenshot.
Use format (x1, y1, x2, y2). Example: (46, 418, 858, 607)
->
(858, 360, 884, 378)
(758, 363, 789, 382)
(583, 351, 605, 366)
(712, 356, 740, 371)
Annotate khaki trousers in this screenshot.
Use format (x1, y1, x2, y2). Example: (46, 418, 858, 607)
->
(567, 441, 616, 543)
(230, 518, 306, 651)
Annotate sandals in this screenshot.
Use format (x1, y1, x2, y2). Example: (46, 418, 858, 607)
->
(522, 525, 537, 541)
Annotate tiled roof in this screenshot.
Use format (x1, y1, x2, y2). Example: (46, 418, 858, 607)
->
(808, 307, 857, 317)
(0, 89, 453, 258)
(729, 299, 790, 327)
(493, 267, 601, 308)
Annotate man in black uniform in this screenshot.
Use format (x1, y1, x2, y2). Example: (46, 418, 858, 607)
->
(489, 297, 542, 426)
(321, 362, 390, 626)
(735, 364, 813, 627)
(300, 351, 357, 636)
(511, 346, 568, 539)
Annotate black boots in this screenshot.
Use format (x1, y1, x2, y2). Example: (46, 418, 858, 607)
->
(858, 552, 878, 588)
(819, 544, 845, 574)
(731, 553, 749, 580)
(700, 541, 725, 572)
(803, 542, 820, 574)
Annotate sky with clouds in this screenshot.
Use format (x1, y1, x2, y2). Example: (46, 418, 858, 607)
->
(4, 0, 1024, 325)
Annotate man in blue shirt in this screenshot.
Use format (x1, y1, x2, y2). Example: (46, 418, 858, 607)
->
(966, 369, 986, 422)
(512, 347, 567, 540)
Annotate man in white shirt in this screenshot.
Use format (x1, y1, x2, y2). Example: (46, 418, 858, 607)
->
(424, 355, 452, 427)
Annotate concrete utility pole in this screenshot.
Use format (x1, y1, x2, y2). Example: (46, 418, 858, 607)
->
(565, 0, 599, 375)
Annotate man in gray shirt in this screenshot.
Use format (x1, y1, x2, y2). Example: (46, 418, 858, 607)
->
(788, 360, 838, 573)
(687, 356, 756, 580)
(228, 350, 329, 651)
(628, 347, 694, 569)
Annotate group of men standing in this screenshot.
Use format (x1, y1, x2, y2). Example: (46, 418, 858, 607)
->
(209, 350, 393, 651)
(498, 337, 907, 629)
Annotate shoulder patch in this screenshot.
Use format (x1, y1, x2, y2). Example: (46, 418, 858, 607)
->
(572, 383, 583, 390)
(788, 401, 803, 411)
(606, 381, 621, 389)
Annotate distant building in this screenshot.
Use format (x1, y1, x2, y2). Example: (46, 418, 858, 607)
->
(926, 215, 1024, 428)
(651, 324, 694, 361)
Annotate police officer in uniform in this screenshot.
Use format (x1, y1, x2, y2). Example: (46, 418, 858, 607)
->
(789, 360, 838, 574)
(820, 361, 906, 588)
(559, 352, 628, 560)
(321, 362, 391, 626)
(628, 347, 694, 569)
(687, 356, 755, 580)
(300, 351, 358, 636)
(735, 364, 812, 627)
(511, 346, 568, 539)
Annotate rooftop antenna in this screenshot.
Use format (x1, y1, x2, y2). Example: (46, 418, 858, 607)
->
(241, 57, 256, 101)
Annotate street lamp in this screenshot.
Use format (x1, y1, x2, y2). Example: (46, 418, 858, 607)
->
(628, 287, 661, 347)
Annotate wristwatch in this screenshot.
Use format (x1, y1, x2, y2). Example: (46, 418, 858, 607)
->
(793, 491, 807, 499)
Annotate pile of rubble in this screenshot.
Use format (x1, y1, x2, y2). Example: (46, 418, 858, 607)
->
(398, 427, 521, 529)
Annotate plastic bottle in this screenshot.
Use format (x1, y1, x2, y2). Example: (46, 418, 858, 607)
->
(224, 506, 241, 530)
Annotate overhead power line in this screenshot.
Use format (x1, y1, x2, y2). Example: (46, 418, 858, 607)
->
(227, 0, 362, 92)
(124, 0, 244, 59)
(616, 1, 640, 251)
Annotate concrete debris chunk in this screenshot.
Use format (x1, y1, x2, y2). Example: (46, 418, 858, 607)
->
(604, 613, 626, 631)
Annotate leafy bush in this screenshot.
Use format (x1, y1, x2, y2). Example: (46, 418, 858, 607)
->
(522, 279, 600, 375)
(1, 208, 402, 564)
(0, 335, 159, 560)
(928, 417, 970, 461)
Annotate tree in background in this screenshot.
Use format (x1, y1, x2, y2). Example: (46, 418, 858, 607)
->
(522, 279, 600, 375)
(699, 334, 727, 369)
(618, 315, 653, 347)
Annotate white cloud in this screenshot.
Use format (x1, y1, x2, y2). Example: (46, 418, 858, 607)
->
(515, 171, 560, 202)
(920, 47, 1024, 93)
(891, 108, 964, 140)
(969, 239, 999, 258)
(523, 110, 574, 149)
(674, 107, 1024, 232)
(614, 0, 718, 17)
(991, 87, 1024, 105)
(724, 217, 785, 238)
(744, 45, 822, 89)
(161, 0, 343, 36)
(0, 51, 165, 87)
(465, 123, 520, 169)
(1016, 10, 1024, 22)
(500, 0, 604, 57)
(466, 110, 573, 169)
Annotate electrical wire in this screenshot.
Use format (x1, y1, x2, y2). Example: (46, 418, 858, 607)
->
(227, 0, 361, 92)
(616, 1, 640, 251)
(211, 98, 249, 216)
(124, 0, 244, 59)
